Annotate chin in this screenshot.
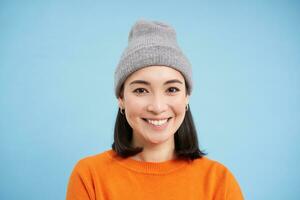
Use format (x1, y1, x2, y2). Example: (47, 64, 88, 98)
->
(146, 134, 174, 145)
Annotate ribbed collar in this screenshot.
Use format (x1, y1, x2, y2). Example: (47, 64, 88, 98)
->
(106, 150, 189, 175)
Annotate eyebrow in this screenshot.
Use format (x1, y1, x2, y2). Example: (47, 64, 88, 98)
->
(129, 79, 183, 86)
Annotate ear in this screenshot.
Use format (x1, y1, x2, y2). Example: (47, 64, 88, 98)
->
(185, 95, 190, 106)
(118, 97, 124, 109)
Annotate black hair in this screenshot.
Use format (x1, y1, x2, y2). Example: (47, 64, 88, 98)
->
(111, 105, 206, 160)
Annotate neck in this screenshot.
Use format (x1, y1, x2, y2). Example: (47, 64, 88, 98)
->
(131, 137, 176, 162)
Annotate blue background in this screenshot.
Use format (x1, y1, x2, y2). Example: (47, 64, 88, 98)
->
(1, 1, 299, 199)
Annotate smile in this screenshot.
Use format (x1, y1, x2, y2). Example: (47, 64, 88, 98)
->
(142, 118, 172, 127)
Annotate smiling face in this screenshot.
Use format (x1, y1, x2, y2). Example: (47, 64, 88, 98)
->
(118, 66, 189, 148)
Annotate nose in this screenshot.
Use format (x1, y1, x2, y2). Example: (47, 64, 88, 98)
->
(147, 95, 168, 114)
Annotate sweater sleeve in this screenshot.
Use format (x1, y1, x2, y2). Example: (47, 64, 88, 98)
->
(66, 160, 96, 200)
(212, 163, 244, 200)
(224, 168, 244, 200)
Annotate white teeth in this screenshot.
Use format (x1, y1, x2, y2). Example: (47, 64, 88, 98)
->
(147, 119, 168, 126)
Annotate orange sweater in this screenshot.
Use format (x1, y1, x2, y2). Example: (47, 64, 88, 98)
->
(66, 150, 244, 200)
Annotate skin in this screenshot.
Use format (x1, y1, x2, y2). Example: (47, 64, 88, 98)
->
(118, 66, 189, 162)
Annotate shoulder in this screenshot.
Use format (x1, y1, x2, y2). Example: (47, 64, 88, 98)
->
(190, 156, 237, 181)
(191, 156, 244, 198)
(192, 156, 229, 172)
(72, 149, 115, 173)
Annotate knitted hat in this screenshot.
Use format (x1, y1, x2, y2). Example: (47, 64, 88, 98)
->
(114, 19, 192, 97)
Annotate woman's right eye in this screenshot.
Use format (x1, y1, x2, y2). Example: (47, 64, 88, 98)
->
(133, 88, 148, 94)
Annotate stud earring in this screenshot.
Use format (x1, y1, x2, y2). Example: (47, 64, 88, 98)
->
(186, 104, 189, 111)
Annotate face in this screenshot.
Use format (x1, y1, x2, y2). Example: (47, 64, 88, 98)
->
(118, 66, 189, 148)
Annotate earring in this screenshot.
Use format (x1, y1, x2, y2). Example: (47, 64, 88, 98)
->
(120, 108, 125, 115)
(186, 104, 189, 111)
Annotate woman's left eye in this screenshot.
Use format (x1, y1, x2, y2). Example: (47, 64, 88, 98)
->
(167, 87, 180, 93)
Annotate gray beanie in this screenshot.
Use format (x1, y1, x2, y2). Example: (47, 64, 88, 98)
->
(114, 19, 192, 97)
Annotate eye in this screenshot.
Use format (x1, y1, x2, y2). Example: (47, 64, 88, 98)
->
(133, 88, 148, 95)
(167, 87, 180, 93)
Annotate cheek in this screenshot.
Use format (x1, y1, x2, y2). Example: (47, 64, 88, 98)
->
(124, 96, 145, 118)
(171, 97, 187, 114)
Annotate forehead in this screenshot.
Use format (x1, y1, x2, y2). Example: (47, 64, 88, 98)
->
(125, 66, 185, 84)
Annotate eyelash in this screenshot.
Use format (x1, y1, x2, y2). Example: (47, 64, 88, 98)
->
(133, 87, 180, 95)
(167, 87, 180, 93)
(133, 88, 148, 94)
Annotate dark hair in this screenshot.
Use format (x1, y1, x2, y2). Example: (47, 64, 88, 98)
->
(112, 105, 206, 160)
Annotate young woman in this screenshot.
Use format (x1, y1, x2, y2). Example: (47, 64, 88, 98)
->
(66, 19, 244, 200)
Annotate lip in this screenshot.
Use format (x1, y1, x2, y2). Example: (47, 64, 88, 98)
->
(142, 117, 172, 121)
(142, 117, 172, 131)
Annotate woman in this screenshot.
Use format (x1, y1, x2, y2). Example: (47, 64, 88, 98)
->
(66, 19, 244, 200)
